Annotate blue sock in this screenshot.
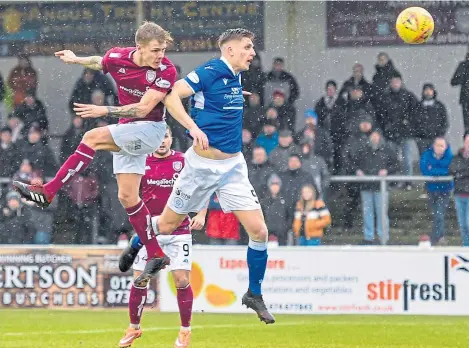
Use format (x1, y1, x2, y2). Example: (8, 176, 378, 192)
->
(247, 239, 268, 296)
(130, 234, 143, 250)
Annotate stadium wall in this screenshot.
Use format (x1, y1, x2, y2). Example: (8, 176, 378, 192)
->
(0, 1, 464, 148)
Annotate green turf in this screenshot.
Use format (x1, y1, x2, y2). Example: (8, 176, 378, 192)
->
(0, 309, 467, 347)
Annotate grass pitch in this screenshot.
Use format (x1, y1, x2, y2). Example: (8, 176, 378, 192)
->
(0, 309, 467, 348)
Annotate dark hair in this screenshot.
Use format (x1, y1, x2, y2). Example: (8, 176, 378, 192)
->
(326, 80, 337, 89)
(391, 72, 402, 79)
(218, 28, 254, 47)
(1, 126, 12, 134)
(273, 57, 284, 64)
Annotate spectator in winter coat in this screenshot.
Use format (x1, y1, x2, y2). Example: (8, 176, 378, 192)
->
(450, 52, 469, 130)
(450, 132, 469, 247)
(206, 194, 240, 245)
(242, 55, 266, 105)
(378, 73, 418, 179)
(300, 141, 330, 200)
(292, 184, 331, 246)
(269, 89, 296, 131)
(315, 80, 342, 134)
(280, 153, 317, 226)
(0, 190, 35, 244)
(249, 146, 276, 196)
(264, 57, 300, 105)
(243, 92, 265, 138)
(60, 116, 85, 163)
(270, 130, 301, 172)
(13, 93, 48, 137)
(339, 63, 373, 103)
(260, 174, 289, 245)
(17, 126, 58, 177)
(295, 110, 333, 167)
(352, 130, 399, 244)
(255, 119, 279, 155)
(413, 83, 448, 156)
(420, 137, 454, 245)
(8, 54, 38, 107)
(6, 114, 24, 143)
(0, 127, 21, 177)
(372, 52, 400, 106)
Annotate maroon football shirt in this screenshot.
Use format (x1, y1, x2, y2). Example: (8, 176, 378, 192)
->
(101, 47, 177, 124)
(141, 150, 190, 235)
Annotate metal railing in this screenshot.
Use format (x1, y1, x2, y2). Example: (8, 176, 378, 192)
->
(330, 175, 454, 245)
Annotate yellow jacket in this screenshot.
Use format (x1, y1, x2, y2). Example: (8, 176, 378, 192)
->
(292, 200, 331, 238)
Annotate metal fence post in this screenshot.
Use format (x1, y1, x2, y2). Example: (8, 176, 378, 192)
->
(380, 178, 388, 246)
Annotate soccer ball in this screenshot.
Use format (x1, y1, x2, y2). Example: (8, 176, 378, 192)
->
(396, 7, 434, 44)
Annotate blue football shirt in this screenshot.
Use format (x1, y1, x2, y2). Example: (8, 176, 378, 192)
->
(184, 57, 244, 154)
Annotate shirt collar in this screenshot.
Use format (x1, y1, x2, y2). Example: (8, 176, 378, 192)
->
(220, 56, 238, 76)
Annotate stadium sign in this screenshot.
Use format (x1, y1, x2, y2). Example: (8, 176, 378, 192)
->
(0, 247, 157, 308)
(160, 246, 469, 315)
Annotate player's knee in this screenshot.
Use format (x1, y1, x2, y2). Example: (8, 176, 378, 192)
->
(82, 130, 98, 149)
(251, 222, 268, 242)
(118, 190, 139, 208)
(174, 275, 190, 289)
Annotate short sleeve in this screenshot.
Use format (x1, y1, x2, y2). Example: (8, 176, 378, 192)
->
(184, 65, 213, 93)
(101, 48, 116, 75)
(150, 66, 177, 94)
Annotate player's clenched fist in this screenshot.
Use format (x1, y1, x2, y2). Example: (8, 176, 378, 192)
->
(54, 50, 77, 64)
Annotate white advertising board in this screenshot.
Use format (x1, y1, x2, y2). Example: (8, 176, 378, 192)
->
(159, 246, 469, 315)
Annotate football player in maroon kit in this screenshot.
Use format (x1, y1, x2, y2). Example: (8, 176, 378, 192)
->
(12, 22, 208, 286)
(119, 127, 206, 348)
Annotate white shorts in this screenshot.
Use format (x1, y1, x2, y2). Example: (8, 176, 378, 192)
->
(108, 121, 167, 175)
(168, 147, 261, 214)
(133, 234, 192, 272)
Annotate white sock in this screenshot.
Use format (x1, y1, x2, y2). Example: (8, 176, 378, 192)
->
(181, 326, 191, 331)
(151, 216, 160, 236)
(130, 323, 140, 329)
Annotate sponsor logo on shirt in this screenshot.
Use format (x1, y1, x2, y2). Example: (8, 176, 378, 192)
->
(119, 85, 145, 97)
(155, 78, 171, 89)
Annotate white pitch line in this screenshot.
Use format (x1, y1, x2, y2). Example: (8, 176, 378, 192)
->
(1, 321, 307, 337)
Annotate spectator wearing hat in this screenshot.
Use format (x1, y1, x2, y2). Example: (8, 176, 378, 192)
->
(450, 132, 469, 247)
(292, 184, 331, 246)
(264, 57, 300, 105)
(295, 109, 333, 168)
(0, 190, 35, 244)
(280, 153, 317, 226)
(351, 129, 399, 244)
(0, 127, 21, 178)
(339, 63, 373, 103)
(269, 89, 296, 131)
(377, 73, 418, 183)
(413, 83, 448, 157)
(260, 174, 289, 245)
(248, 146, 276, 196)
(420, 137, 454, 245)
(255, 119, 279, 155)
(270, 129, 301, 172)
(372, 52, 400, 105)
(12, 92, 48, 138)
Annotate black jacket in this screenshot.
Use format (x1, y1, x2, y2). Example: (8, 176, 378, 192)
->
(372, 60, 400, 99)
(413, 99, 448, 139)
(451, 61, 469, 105)
(18, 140, 58, 177)
(339, 76, 373, 102)
(248, 161, 277, 196)
(0, 206, 35, 244)
(0, 142, 21, 177)
(378, 88, 418, 140)
(13, 100, 48, 133)
(260, 194, 289, 244)
(265, 70, 300, 104)
(280, 169, 317, 223)
(450, 149, 469, 194)
(350, 139, 400, 191)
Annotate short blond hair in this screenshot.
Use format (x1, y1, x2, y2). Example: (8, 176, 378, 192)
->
(218, 28, 254, 48)
(135, 21, 173, 45)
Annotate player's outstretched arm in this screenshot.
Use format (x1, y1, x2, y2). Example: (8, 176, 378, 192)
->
(164, 80, 209, 150)
(55, 50, 103, 70)
(73, 89, 166, 119)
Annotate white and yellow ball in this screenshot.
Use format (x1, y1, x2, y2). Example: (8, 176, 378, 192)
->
(396, 7, 434, 44)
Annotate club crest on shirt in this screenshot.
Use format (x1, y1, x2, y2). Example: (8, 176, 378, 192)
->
(173, 161, 183, 171)
(146, 70, 156, 83)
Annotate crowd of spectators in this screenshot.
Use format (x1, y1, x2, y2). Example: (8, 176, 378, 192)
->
(0, 51, 468, 247)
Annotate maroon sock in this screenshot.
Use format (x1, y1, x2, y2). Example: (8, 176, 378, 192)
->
(43, 142, 95, 199)
(177, 284, 193, 328)
(129, 285, 147, 326)
(125, 200, 165, 258)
